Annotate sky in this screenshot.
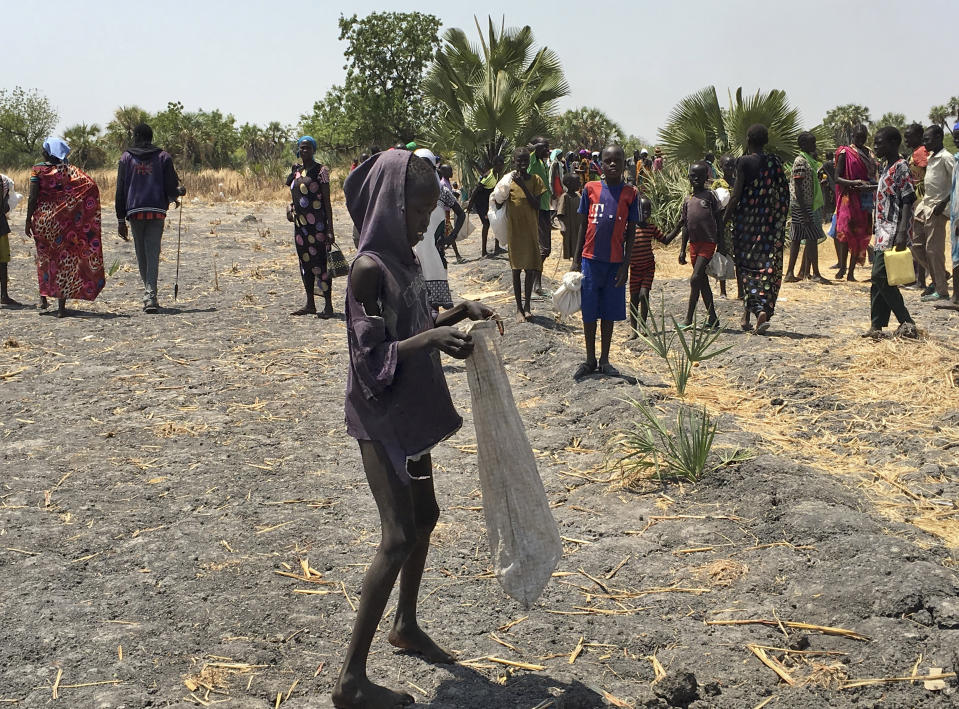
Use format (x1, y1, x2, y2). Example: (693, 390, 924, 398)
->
(6, 0, 957, 145)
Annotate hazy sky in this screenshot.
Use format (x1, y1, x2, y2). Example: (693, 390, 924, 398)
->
(7, 0, 957, 145)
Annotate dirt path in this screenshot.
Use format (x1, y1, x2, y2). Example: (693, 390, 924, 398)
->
(2, 201, 959, 708)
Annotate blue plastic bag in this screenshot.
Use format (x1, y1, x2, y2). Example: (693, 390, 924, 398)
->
(827, 212, 837, 238)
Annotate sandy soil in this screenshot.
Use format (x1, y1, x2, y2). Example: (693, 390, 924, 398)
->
(2, 200, 959, 708)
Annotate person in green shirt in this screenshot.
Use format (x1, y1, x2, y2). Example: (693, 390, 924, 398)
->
(528, 138, 552, 294)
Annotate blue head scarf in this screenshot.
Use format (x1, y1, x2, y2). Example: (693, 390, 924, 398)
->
(43, 137, 71, 162)
(296, 135, 317, 157)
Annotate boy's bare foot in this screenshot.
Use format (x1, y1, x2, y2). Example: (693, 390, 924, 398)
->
(811, 275, 831, 284)
(514, 310, 527, 324)
(388, 626, 455, 663)
(317, 302, 335, 319)
(846, 273, 856, 282)
(332, 676, 414, 709)
(0, 296, 21, 306)
(783, 274, 799, 283)
(626, 331, 638, 341)
(291, 306, 316, 316)
(755, 311, 770, 335)
(836, 268, 846, 280)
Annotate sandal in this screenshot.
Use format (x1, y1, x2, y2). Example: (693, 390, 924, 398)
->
(573, 361, 597, 380)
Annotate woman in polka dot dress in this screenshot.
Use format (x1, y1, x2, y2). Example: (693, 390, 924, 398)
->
(286, 136, 335, 318)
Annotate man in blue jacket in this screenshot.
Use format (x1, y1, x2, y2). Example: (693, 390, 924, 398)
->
(115, 123, 186, 313)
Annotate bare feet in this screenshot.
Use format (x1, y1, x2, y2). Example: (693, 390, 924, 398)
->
(513, 310, 528, 324)
(317, 302, 335, 319)
(626, 331, 638, 341)
(783, 274, 799, 283)
(836, 268, 846, 280)
(846, 273, 856, 282)
(291, 306, 316, 316)
(0, 296, 21, 306)
(811, 275, 831, 285)
(755, 311, 770, 335)
(388, 626, 455, 663)
(332, 675, 414, 709)
(55, 308, 68, 319)
(39, 297, 50, 310)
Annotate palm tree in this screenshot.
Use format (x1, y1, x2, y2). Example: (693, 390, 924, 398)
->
(105, 105, 150, 151)
(63, 123, 107, 169)
(657, 87, 802, 163)
(821, 104, 871, 147)
(929, 105, 950, 131)
(551, 107, 624, 153)
(947, 96, 959, 122)
(423, 16, 569, 181)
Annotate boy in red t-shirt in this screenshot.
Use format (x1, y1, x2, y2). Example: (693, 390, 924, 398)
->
(572, 144, 638, 379)
(627, 196, 672, 337)
(665, 162, 722, 329)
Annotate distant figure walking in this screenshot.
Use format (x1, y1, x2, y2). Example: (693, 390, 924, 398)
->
(286, 136, 335, 318)
(25, 138, 104, 318)
(115, 123, 186, 313)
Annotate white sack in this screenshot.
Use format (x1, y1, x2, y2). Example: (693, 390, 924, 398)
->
(464, 321, 562, 608)
(487, 173, 513, 245)
(1, 175, 21, 211)
(552, 271, 584, 315)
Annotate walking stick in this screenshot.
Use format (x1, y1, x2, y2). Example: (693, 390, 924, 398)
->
(174, 200, 182, 300)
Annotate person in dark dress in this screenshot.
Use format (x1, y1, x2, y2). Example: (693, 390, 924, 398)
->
(286, 136, 335, 318)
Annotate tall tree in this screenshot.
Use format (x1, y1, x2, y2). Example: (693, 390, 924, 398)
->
(551, 107, 624, 153)
(424, 16, 569, 181)
(0, 87, 58, 165)
(63, 123, 107, 169)
(821, 104, 871, 146)
(929, 105, 950, 131)
(871, 112, 907, 134)
(658, 87, 802, 163)
(947, 96, 959, 121)
(338, 12, 441, 145)
(104, 105, 150, 152)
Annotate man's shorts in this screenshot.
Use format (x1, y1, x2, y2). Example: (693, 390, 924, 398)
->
(581, 257, 626, 323)
(0, 233, 10, 264)
(688, 241, 716, 263)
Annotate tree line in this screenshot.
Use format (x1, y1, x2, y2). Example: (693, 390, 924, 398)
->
(2, 13, 956, 178)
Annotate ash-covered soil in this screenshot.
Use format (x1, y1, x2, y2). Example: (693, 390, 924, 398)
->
(2, 200, 959, 708)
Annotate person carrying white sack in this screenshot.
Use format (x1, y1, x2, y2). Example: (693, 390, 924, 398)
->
(412, 148, 465, 310)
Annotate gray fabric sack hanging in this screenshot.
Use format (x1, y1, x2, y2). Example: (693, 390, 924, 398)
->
(464, 321, 563, 608)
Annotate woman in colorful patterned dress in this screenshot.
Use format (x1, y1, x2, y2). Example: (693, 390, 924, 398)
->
(286, 136, 335, 318)
(24, 137, 105, 318)
(724, 124, 790, 334)
(834, 124, 878, 281)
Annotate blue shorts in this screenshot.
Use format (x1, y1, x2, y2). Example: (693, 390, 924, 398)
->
(581, 257, 626, 323)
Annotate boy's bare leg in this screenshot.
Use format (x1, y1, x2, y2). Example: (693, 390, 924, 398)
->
(598, 320, 614, 367)
(686, 257, 715, 325)
(784, 236, 802, 281)
(639, 288, 650, 323)
(627, 292, 640, 339)
(511, 270, 526, 322)
(480, 223, 489, 257)
(583, 320, 597, 367)
(388, 455, 453, 663)
(292, 272, 317, 315)
(333, 441, 418, 709)
(0, 264, 20, 306)
(718, 279, 727, 298)
(524, 270, 535, 317)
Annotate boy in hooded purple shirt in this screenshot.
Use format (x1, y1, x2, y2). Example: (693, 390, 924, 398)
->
(334, 150, 498, 709)
(115, 123, 185, 313)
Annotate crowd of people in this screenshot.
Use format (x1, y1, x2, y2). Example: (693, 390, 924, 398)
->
(1, 120, 957, 708)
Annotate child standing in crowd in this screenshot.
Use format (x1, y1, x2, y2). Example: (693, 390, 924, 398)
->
(500, 147, 546, 322)
(666, 162, 722, 329)
(627, 196, 671, 337)
(556, 174, 583, 260)
(573, 144, 638, 379)
(865, 126, 918, 339)
(335, 149, 495, 709)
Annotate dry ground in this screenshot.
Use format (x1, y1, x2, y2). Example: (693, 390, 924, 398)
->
(2, 199, 959, 708)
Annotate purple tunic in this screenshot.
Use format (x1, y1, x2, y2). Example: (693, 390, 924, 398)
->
(343, 150, 462, 481)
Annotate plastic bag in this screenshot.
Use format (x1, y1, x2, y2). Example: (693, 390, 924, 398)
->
(706, 251, 736, 281)
(1, 175, 22, 211)
(714, 187, 730, 208)
(487, 174, 513, 245)
(828, 213, 837, 238)
(552, 271, 584, 315)
(464, 321, 563, 608)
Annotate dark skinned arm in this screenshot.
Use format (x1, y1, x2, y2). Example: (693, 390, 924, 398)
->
(572, 207, 589, 271)
(722, 160, 746, 227)
(616, 221, 637, 287)
(24, 181, 39, 236)
(678, 225, 689, 264)
(834, 151, 870, 191)
(350, 255, 472, 360)
(894, 194, 917, 250)
(320, 181, 335, 242)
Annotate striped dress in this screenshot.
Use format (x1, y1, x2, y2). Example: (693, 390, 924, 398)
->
(629, 224, 667, 295)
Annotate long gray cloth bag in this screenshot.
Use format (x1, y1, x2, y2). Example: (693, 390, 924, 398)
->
(464, 321, 563, 608)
